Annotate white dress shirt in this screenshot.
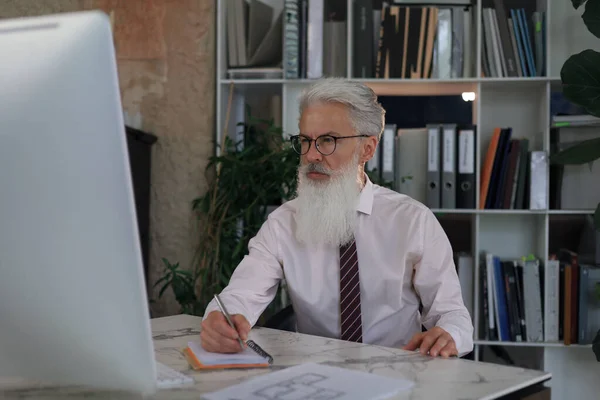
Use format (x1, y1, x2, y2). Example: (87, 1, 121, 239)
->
(203, 175, 474, 356)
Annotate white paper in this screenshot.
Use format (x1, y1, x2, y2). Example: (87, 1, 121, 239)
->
(201, 362, 414, 400)
(383, 127, 394, 173)
(529, 151, 548, 210)
(458, 129, 475, 174)
(442, 126, 455, 173)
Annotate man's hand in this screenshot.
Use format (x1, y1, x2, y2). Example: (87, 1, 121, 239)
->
(402, 327, 458, 358)
(200, 311, 251, 353)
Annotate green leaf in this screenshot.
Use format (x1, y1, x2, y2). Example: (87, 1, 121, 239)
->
(594, 202, 600, 231)
(582, 0, 600, 38)
(153, 275, 170, 288)
(572, 0, 587, 9)
(560, 50, 600, 117)
(549, 137, 600, 164)
(157, 280, 172, 298)
(176, 269, 193, 278)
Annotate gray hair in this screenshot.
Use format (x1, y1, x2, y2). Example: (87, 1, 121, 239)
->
(298, 77, 386, 139)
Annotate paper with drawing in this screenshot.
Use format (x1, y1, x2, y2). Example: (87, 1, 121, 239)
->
(201, 362, 414, 400)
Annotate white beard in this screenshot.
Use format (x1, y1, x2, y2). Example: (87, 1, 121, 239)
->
(294, 152, 362, 247)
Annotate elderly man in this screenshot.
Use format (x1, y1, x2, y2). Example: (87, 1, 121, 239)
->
(200, 77, 473, 358)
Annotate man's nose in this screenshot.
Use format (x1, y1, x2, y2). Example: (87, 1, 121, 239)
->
(305, 141, 322, 163)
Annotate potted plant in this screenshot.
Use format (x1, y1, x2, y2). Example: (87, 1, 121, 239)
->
(550, 0, 600, 361)
(154, 99, 299, 322)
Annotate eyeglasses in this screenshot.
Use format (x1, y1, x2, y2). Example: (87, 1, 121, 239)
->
(289, 134, 369, 156)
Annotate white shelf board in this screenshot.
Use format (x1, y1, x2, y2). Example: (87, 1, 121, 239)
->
(220, 79, 285, 85)
(431, 209, 544, 214)
(547, 209, 596, 214)
(219, 77, 562, 85)
(475, 340, 593, 348)
(430, 209, 595, 215)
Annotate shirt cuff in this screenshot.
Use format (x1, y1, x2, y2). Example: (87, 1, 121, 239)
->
(202, 299, 254, 326)
(437, 324, 465, 357)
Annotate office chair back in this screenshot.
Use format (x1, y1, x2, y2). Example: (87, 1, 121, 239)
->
(262, 305, 296, 332)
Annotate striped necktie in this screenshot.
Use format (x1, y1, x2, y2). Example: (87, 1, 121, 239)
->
(339, 238, 362, 342)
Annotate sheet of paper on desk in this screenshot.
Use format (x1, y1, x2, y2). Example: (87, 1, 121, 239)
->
(201, 362, 414, 400)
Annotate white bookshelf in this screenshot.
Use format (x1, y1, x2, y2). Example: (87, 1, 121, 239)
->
(215, 0, 600, 398)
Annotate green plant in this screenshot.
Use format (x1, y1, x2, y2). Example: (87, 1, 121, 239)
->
(154, 104, 299, 321)
(154, 258, 199, 315)
(549, 0, 600, 230)
(365, 168, 394, 189)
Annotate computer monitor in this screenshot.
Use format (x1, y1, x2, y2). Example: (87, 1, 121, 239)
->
(0, 10, 165, 395)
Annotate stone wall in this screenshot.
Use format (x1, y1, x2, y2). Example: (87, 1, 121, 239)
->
(1, 0, 215, 316)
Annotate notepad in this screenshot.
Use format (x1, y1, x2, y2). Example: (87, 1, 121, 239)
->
(183, 339, 273, 370)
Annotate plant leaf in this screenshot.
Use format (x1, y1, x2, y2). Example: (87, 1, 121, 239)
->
(560, 50, 600, 117)
(572, 0, 587, 10)
(594, 202, 600, 231)
(176, 269, 193, 278)
(157, 280, 172, 298)
(161, 257, 172, 268)
(153, 275, 170, 288)
(583, 0, 600, 38)
(549, 137, 600, 164)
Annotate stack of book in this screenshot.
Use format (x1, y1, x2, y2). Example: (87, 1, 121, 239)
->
(480, 2, 545, 78)
(352, 0, 474, 79)
(479, 247, 600, 346)
(226, 0, 283, 79)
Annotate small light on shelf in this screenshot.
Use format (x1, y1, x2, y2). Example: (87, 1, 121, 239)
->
(462, 92, 476, 102)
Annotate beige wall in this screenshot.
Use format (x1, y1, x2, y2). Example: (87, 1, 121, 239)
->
(1, 0, 215, 316)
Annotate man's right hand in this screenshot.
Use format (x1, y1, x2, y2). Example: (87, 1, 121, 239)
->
(200, 311, 251, 353)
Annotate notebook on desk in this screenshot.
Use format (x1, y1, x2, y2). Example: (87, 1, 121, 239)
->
(183, 339, 273, 370)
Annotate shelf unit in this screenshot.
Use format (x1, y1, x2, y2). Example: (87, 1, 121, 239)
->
(215, 1, 599, 399)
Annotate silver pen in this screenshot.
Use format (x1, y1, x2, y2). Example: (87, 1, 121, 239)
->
(214, 294, 245, 350)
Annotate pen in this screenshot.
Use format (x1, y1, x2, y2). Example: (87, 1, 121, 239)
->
(214, 294, 245, 350)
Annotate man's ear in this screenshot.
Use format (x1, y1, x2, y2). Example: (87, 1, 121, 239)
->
(360, 135, 378, 164)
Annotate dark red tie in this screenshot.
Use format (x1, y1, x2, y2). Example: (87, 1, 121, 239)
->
(339, 238, 362, 342)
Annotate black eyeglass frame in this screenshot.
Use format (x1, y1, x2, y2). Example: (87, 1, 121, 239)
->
(289, 133, 370, 155)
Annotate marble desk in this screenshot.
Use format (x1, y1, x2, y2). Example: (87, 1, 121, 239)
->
(0, 314, 551, 399)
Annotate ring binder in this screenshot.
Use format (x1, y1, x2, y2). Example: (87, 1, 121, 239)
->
(246, 340, 273, 364)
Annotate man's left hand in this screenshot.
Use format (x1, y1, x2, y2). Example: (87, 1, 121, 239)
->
(402, 327, 457, 358)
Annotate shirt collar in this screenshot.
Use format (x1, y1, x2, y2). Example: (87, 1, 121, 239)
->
(357, 173, 374, 215)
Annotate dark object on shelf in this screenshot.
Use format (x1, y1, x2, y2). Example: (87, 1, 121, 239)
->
(125, 125, 157, 289)
(480, 345, 515, 366)
(593, 329, 600, 362)
(378, 95, 473, 129)
(502, 383, 550, 400)
(577, 215, 600, 266)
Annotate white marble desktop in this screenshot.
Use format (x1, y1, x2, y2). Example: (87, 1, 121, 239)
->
(0, 314, 551, 399)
